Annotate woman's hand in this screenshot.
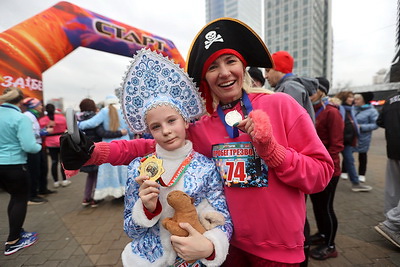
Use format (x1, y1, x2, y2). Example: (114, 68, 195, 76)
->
(171, 223, 214, 262)
(235, 117, 254, 136)
(236, 110, 286, 168)
(135, 175, 160, 213)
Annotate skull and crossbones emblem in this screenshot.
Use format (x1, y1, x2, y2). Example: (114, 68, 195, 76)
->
(204, 31, 224, 50)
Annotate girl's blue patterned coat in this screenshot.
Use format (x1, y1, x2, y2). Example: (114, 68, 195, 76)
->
(121, 142, 232, 267)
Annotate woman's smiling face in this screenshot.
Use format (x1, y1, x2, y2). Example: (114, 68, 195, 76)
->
(205, 54, 245, 104)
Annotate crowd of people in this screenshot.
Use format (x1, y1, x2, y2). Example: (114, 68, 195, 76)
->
(1, 16, 398, 266)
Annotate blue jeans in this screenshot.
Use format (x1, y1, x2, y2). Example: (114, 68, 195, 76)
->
(342, 145, 359, 185)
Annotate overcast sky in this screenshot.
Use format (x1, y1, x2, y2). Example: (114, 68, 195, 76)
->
(0, 0, 397, 108)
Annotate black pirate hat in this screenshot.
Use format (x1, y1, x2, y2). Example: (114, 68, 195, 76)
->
(185, 18, 273, 113)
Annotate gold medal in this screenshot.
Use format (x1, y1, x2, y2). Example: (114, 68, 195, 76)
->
(225, 110, 243, 126)
(139, 155, 165, 181)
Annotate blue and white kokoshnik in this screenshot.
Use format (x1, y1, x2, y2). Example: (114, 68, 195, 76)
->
(117, 48, 205, 134)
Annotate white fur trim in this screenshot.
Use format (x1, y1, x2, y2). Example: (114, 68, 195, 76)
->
(121, 241, 176, 267)
(197, 199, 225, 230)
(200, 228, 229, 267)
(200, 211, 225, 231)
(132, 198, 161, 227)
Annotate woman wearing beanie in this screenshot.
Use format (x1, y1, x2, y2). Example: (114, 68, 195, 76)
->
(61, 18, 334, 265)
(353, 92, 379, 182)
(308, 77, 344, 260)
(0, 88, 41, 255)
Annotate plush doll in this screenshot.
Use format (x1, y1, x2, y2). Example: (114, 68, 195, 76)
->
(162, 190, 226, 237)
(162, 190, 206, 236)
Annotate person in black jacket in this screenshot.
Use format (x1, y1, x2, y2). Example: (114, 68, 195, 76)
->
(77, 98, 127, 207)
(374, 91, 400, 248)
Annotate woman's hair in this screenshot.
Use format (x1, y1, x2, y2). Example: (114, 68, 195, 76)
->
(335, 91, 353, 103)
(79, 98, 97, 112)
(45, 103, 55, 120)
(0, 87, 24, 104)
(108, 104, 120, 131)
(209, 70, 274, 110)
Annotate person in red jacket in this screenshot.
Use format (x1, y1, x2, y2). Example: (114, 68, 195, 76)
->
(308, 77, 344, 260)
(61, 18, 334, 266)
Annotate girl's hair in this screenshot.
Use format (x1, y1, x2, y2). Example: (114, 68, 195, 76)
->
(108, 104, 120, 131)
(209, 70, 274, 110)
(335, 91, 354, 103)
(79, 98, 97, 112)
(45, 103, 55, 120)
(0, 87, 24, 104)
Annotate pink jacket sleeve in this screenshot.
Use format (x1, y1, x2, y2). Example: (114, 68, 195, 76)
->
(107, 138, 156, 165)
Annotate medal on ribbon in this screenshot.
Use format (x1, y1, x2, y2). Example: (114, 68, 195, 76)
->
(225, 110, 243, 126)
(139, 155, 165, 182)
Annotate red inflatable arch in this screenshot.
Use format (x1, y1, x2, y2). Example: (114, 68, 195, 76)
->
(0, 1, 185, 101)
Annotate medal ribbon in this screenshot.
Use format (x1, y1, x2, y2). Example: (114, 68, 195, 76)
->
(217, 91, 253, 138)
(158, 150, 195, 187)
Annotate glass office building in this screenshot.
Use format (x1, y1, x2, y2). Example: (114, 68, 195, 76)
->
(206, 0, 263, 37)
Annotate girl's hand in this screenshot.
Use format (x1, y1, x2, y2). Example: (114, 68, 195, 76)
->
(171, 223, 214, 262)
(135, 175, 160, 212)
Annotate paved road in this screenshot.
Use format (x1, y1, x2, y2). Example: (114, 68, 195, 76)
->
(0, 128, 399, 266)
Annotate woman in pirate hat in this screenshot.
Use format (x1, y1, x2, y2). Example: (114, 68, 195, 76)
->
(61, 18, 334, 266)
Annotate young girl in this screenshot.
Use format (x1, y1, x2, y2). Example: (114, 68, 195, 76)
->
(118, 49, 232, 266)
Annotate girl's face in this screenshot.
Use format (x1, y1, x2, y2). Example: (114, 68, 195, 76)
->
(146, 105, 189, 151)
(204, 54, 245, 104)
(354, 94, 365, 107)
(345, 94, 354, 105)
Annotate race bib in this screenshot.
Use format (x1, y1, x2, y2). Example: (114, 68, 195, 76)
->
(212, 142, 268, 188)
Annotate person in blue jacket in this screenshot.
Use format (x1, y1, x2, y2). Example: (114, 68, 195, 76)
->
(0, 88, 42, 255)
(336, 91, 372, 192)
(353, 92, 379, 183)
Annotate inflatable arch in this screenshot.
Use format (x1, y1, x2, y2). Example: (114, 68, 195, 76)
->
(0, 1, 185, 101)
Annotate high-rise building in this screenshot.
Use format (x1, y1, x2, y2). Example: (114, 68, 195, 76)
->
(205, 0, 333, 82)
(264, 0, 332, 81)
(205, 0, 263, 37)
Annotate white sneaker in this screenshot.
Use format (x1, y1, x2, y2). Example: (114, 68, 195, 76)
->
(53, 181, 60, 188)
(61, 180, 71, 187)
(352, 184, 372, 192)
(359, 175, 366, 183)
(340, 173, 348, 179)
